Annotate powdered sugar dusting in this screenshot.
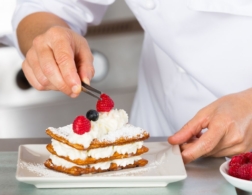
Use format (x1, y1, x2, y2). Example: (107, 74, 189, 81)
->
(18, 161, 65, 177)
(48, 123, 148, 147)
(49, 124, 72, 139)
(98, 124, 147, 143)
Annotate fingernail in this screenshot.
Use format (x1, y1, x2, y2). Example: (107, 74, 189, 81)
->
(83, 77, 90, 85)
(72, 85, 80, 94)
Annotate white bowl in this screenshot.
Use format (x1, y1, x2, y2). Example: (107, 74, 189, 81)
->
(220, 160, 252, 192)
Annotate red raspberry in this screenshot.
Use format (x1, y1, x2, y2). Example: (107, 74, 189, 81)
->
(244, 152, 252, 163)
(229, 155, 247, 167)
(237, 164, 252, 180)
(96, 93, 114, 112)
(72, 115, 91, 135)
(228, 164, 240, 178)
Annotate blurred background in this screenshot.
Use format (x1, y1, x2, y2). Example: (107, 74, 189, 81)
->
(0, 0, 144, 138)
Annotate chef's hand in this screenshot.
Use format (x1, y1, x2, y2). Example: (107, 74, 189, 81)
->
(168, 88, 252, 164)
(22, 26, 94, 98)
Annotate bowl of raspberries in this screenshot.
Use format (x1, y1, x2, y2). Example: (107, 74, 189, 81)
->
(220, 152, 252, 192)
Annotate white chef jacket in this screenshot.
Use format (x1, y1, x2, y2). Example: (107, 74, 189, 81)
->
(7, 0, 252, 136)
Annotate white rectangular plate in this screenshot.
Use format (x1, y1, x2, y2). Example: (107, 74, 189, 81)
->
(16, 142, 187, 188)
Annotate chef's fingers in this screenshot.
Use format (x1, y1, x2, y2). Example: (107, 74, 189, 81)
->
(181, 123, 226, 164)
(26, 48, 56, 90)
(46, 28, 83, 96)
(196, 131, 203, 138)
(22, 60, 44, 90)
(36, 43, 73, 96)
(181, 142, 237, 158)
(168, 114, 210, 145)
(180, 141, 195, 152)
(206, 135, 251, 157)
(33, 27, 83, 97)
(73, 36, 94, 85)
(23, 49, 57, 91)
(209, 143, 250, 158)
(203, 123, 252, 157)
(202, 137, 234, 157)
(179, 136, 221, 157)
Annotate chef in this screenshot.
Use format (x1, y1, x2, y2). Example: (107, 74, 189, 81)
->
(9, 0, 252, 163)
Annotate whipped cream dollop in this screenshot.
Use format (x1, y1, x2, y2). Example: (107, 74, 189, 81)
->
(48, 109, 128, 148)
(50, 154, 142, 170)
(51, 139, 143, 160)
(91, 109, 128, 135)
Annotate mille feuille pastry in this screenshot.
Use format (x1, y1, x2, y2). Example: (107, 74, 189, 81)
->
(44, 93, 150, 176)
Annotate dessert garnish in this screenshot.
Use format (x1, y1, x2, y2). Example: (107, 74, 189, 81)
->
(86, 110, 99, 121)
(72, 115, 91, 135)
(96, 93, 114, 112)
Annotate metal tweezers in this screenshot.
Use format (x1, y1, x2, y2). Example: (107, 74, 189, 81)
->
(81, 82, 102, 100)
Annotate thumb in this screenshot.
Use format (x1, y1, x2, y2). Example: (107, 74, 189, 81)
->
(168, 115, 209, 145)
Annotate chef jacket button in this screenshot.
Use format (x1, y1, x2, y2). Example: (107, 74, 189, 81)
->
(137, 0, 156, 10)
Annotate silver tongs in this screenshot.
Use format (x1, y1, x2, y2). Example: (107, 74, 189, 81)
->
(81, 82, 102, 100)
